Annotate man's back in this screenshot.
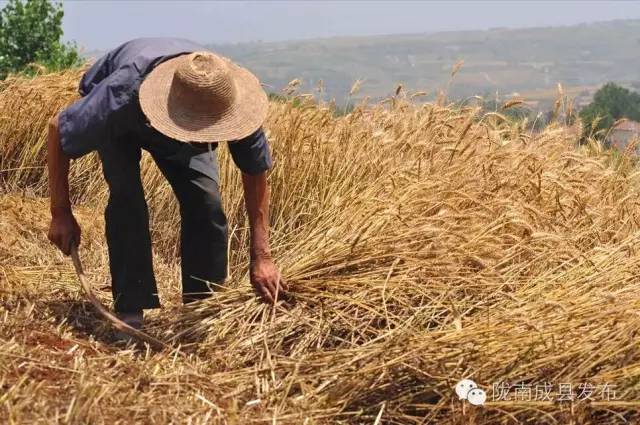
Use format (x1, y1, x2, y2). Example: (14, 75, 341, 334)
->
(80, 37, 208, 96)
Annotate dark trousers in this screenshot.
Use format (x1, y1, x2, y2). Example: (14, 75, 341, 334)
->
(98, 129, 228, 312)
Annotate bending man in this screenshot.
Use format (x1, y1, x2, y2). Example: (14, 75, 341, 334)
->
(47, 38, 286, 331)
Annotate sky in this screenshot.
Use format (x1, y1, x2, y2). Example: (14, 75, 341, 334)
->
(58, 0, 640, 52)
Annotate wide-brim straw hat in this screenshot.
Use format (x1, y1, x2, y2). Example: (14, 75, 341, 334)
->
(139, 51, 268, 143)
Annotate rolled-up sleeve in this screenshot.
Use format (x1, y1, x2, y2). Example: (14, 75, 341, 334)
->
(58, 64, 139, 159)
(79, 53, 111, 96)
(228, 128, 273, 175)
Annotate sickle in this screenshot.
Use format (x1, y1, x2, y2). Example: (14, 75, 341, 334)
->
(70, 244, 167, 350)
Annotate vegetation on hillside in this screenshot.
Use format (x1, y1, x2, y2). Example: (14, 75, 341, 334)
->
(214, 20, 640, 104)
(580, 82, 640, 139)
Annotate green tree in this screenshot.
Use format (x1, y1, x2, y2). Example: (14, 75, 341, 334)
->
(579, 83, 640, 139)
(0, 0, 80, 78)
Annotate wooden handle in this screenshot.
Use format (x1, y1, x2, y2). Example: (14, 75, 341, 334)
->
(70, 244, 167, 350)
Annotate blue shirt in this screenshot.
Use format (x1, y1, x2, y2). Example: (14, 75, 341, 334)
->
(59, 37, 272, 175)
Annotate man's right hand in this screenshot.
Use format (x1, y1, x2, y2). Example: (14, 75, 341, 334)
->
(48, 208, 81, 255)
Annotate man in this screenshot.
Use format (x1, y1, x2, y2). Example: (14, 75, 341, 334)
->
(47, 38, 287, 331)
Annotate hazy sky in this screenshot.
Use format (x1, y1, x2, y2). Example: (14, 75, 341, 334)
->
(58, 1, 640, 51)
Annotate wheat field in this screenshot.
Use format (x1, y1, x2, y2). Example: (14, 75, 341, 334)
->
(1, 68, 640, 424)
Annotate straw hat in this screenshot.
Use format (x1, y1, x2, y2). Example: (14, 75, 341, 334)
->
(139, 51, 268, 143)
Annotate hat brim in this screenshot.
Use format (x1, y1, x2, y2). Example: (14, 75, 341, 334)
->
(139, 54, 268, 143)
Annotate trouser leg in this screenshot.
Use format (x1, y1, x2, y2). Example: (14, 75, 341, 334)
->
(146, 140, 228, 303)
(98, 135, 160, 312)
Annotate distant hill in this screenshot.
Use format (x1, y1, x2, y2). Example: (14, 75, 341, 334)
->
(211, 19, 640, 110)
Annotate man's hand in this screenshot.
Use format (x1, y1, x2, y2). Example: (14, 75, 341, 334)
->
(241, 169, 286, 304)
(250, 257, 288, 304)
(47, 112, 77, 255)
(48, 208, 81, 255)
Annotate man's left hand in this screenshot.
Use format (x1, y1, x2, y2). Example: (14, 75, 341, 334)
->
(250, 257, 288, 303)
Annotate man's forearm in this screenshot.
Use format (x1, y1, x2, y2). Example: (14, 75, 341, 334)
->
(47, 114, 71, 214)
(241, 171, 272, 260)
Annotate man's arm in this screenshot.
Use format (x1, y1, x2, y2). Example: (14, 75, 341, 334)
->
(47, 114, 81, 255)
(241, 171, 287, 303)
